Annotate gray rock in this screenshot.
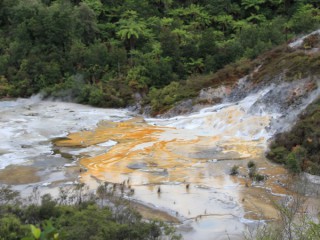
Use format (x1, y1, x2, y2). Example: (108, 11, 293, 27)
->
(127, 162, 148, 170)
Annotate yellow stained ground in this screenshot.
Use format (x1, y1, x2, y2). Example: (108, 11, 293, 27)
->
(55, 117, 290, 221)
(0, 165, 40, 184)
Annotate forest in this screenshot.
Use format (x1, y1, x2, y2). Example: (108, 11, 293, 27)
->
(0, 0, 320, 113)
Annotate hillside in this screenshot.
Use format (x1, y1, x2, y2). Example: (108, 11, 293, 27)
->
(267, 97, 320, 174)
(0, 0, 320, 112)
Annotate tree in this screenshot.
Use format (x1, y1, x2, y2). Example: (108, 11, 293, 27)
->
(82, 0, 103, 16)
(151, 0, 173, 12)
(289, 4, 320, 33)
(185, 57, 204, 74)
(241, 0, 266, 12)
(116, 10, 151, 62)
(171, 28, 193, 46)
(214, 14, 234, 33)
(246, 13, 266, 24)
(75, 3, 99, 44)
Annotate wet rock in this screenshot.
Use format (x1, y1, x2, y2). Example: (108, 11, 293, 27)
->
(160, 99, 194, 118)
(248, 78, 318, 115)
(63, 163, 77, 168)
(21, 144, 32, 149)
(289, 29, 320, 49)
(24, 112, 39, 116)
(207, 159, 218, 163)
(226, 76, 255, 102)
(141, 168, 168, 176)
(127, 162, 148, 170)
(128, 92, 145, 114)
(303, 173, 320, 185)
(198, 85, 231, 103)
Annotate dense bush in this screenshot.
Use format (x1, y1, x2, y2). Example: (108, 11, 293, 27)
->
(0, 0, 319, 113)
(267, 98, 320, 175)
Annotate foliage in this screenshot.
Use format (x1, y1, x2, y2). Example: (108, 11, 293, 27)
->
(248, 165, 257, 179)
(147, 57, 254, 114)
(0, 0, 319, 114)
(148, 81, 185, 113)
(267, 97, 320, 175)
(0, 185, 180, 240)
(245, 193, 320, 240)
(230, 165, 239, 175)
(266, 146, 289, 164)
(0, 214, 29, 240)
(253, 173, 265, 182)
(247, 161, 256, 169)
(22, 221, 59, 240)
(246, 161, 265, 182)
(0, 185, 20, 205)
(286, 152, 301, 174)
(289, 4, 320, 34)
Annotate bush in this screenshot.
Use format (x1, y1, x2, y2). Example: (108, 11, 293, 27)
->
(290, 4, 320, 34)
(247, 161, 256, 169)
(0, 185, 181, 240)
(0, 215, 29, 240)
(248, 165, 257, 179)
(267, 98, 320, 175)
(266, 146, 289, 164)
(230, 165, 239, 175)
(0, 191, 180, 240)
(254, 174, 265, 182)
(286, 152, 301, 174)
(148, 82, 184, 114)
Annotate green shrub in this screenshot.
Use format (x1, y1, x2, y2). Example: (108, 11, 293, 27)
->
(267, 98, 320, 175)
(254, 174, 265, 182)
(266, 146, 289, 164)
(286, 152, 301, 174)
(247, 161, 256, 169)
(0, 215, 28, 240)
(248, 165, 257, 179)
(0, 192, 180, 240)
(290, 4, 320, 34)
(230, 165, 239, 175)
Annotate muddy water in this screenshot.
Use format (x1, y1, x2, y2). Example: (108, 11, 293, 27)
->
(54, 91, 291, 239)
